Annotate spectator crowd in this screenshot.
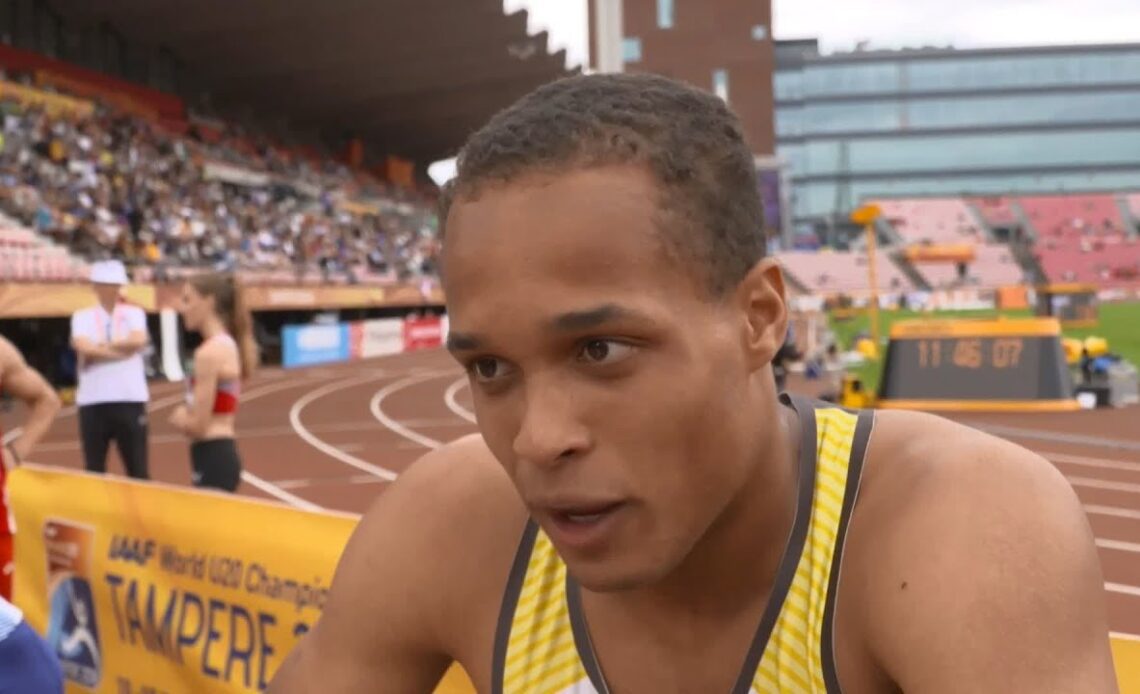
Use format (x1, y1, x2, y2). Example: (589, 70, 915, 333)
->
(0, 79, 440, 287)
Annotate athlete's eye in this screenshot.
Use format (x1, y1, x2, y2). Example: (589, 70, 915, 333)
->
(578, 339, 635, 365)
(469, 357, 512, 383)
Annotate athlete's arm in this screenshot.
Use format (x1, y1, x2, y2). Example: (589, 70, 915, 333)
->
(268, 436, 518, 692)
(170, 346, 221, 438)
(0, 336, 61, 462)
(867, 420, 1118, 693)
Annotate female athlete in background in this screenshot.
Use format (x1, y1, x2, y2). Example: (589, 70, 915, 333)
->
(169, 273, 258, 492)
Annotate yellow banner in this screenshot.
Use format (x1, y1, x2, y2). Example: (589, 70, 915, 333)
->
(9, 465, 476, 693)
(10, 465, 357, 693)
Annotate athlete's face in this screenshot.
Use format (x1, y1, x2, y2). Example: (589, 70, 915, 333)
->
(443, 166, 788, 592)
(179, 283, 213, 332)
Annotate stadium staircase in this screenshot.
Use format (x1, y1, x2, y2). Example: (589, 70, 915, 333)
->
(889, 250, 933, 291)
(779, 266, 810, 295)
(1009, 236, 1048, 285)
(1120, 194, 1140, 240)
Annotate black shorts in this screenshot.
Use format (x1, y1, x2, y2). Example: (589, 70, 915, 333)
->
(189, 438, 242, 492)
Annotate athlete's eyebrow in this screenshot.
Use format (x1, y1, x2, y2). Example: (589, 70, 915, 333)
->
(447, 304, 650, 354)
(547, 304, 646, 332)
(446, 332, 482, 353)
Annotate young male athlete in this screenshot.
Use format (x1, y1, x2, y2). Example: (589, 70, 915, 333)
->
(269, 74, 1117, 693)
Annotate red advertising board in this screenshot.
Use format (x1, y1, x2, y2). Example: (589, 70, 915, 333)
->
(403, 316, 443, 352)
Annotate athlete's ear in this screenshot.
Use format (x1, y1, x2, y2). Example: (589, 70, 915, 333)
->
(735, 257, 788, 372)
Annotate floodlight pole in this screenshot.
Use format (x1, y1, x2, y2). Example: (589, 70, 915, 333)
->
(865, 219, 881, 351)
(851, 205, 884, 352)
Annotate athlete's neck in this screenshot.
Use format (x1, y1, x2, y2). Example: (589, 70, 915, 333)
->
(200, 316, 227, 341)
(603, 397, 802, 620)
(98, 297, 117, 314)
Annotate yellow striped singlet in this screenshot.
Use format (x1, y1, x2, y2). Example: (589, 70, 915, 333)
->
(490, 393, 875, 694)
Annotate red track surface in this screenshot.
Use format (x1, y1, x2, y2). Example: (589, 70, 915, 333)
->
(6, 349, 1140, 640)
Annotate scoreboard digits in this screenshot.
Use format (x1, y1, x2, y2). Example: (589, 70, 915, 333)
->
(876, 318, 1078, 411)
(915, 337, 1024, 370)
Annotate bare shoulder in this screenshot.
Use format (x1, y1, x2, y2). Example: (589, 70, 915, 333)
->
(276, 434, 526, 692)
(338, 431, 526, 632)
(0, 335, 20, 369)
(196, 337, 230, 362)
(844, 409, 1116, 692)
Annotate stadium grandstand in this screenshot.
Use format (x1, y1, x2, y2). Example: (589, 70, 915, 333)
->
(0, 0, 573, 384)
(774, 191, 1140, 296)
(0, 0, 572, 291)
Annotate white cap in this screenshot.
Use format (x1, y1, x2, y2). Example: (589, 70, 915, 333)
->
(89, 259, 129, 286)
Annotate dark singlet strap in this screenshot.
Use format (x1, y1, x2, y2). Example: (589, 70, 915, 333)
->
(727, 392, 819, 694)
(820, 405, 876, 694)
(566, 576, 611, 694)
(491, 519, 540, 694)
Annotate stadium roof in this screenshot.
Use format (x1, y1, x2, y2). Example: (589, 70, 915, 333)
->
(48, 0, 575, 164)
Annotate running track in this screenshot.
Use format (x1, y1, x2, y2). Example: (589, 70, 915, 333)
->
(5, 349, 1140, 642)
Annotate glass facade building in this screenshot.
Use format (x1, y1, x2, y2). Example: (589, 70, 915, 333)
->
(774, 40, 1140, 229)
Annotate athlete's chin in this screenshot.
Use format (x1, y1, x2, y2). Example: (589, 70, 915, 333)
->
(562, 550, 682, 594)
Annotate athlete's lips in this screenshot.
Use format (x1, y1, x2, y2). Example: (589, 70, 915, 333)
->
(531, 498, 629, 551)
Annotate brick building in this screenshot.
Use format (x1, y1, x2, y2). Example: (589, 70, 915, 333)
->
(588, 0, 776, 157)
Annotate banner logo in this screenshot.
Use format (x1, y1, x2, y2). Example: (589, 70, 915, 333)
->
(44, 518, 104, 689)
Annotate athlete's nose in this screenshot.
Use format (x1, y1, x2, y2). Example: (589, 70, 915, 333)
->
(512, 378, 590, 467)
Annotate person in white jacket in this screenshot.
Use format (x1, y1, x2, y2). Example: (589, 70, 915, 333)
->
(69, 260, 151, 480)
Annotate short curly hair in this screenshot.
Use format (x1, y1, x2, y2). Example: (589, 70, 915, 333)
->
(439, 72, 765, 296)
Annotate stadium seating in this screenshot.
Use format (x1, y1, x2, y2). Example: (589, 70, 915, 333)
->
(1035, 235, 1140, 287)
(910, 244, 1025, 289)
(870, 197, 985, 245)
(1018, 194, 1125, 240)
(776, 249, 915, 294)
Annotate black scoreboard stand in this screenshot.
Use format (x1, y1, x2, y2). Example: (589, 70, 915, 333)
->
(1035, 283, 1099, 328)
(876, 317, 1081, 412)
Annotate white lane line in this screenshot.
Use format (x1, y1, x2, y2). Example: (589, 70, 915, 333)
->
(1046, 452, 1140, 474)
(273, 474, 388, 490)
(290, 374, 400, 481)
(369, 374, 449, 450)
(1096, 538, 1140, 554)
(965, 423, 1140, 452)
(398, 417, 474, 429)
(1, 427, 21, 445)
(1113, 631, 1140, 642)
(444, 376, 476, 424)
(1085, 504, 1140, 521)
(1068, 476, 1140, 494)
(1106, 582, 1140, 598)
(240, 470, 323, 511)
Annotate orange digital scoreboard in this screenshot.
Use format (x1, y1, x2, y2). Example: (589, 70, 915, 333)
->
(876, 317, 1080, 412)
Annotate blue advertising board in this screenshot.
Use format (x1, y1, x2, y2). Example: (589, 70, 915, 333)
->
(281, 323, 351, 368)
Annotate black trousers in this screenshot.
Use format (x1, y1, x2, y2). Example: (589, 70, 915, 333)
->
(77, 402, 149, 480)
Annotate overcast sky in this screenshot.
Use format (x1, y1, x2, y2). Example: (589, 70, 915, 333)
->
(505, 0, 1140, 69)
(431, 2, 1139, 180)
